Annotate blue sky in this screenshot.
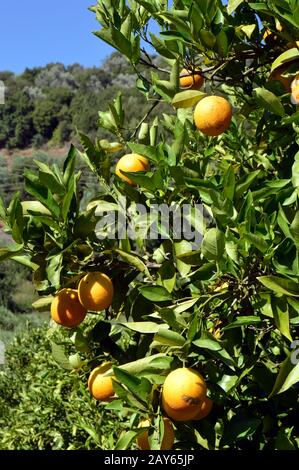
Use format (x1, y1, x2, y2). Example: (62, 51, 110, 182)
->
(0, 0, 114, 74)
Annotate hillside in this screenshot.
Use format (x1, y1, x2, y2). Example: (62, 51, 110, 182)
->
(0, 52, 166, 149)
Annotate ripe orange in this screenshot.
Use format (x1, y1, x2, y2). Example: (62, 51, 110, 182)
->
(179, 68, 204, 90)
(78, 272, 114, 311)
(162, 401, 201, 421)
(291, 74, 299, 104)
(50, 288, 87, 328)
(269, 65, 292, 92)
(115, 153, 149, 185)
(162, 368, 207, 421)
(193, 396, 213, 420)
(137, 417, 175, 450)
(88, 367, 115, 401)
(194, 96, 232, 136)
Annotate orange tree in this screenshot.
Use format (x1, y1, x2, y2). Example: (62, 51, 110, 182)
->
(1, 0, 299, 450)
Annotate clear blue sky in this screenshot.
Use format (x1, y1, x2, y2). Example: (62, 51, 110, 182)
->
(0, 0, 114, 74)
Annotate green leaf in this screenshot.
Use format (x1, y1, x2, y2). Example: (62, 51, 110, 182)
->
(223, 316, 262, 330)
(77, 420, 100, 445)
(157, 260, 176, 293)
(168, 299, 198, 316)
(31, 215, 62, 233)
(32, 295, 54, 312)
(35, 167, 65, 195)
(127, 143, 158, 162)
(77, 132, 105, 174)
(199, 30, 216, 48)
(115, 430, 144, 450)
(112, 248, 151, 278)
(272, 297, 292, 341)
(201, 228, 225, 261)
(223, 165, 235, 201)
(150, 33, 178, 59)
(191, 262, 217, 280)
(51, 342, 72, 370)
(258, 276, 299, 297)
(113, 367, 152, 403)
(62, 175, 76, 221)
(0, 246, 23, 262)
(154, 329, 185, 347)
(270, 354, 299, 396)
(243, 232, 268, 253)
(216, 29, 228, 56)
(21, 201, 52, 216)
(117, 170, 155, 191)
(172, 90, 206, 109)
(221, 417, 261, 445)
(217, 374, 239, 393)
(292, 153, 299, 188)
(271, 48, 299, 73)
(24, 170, 61, 218)
(104, 354, 173, 377)
(63, 144, 77, 185)
(240, 24, 256, 39)
(225, 239, 239, 263)
(227, 0, 244, 15)
(94, 27, 132, 59)
(46, 253, 63, 289)
(195, 338, 236, 369)
(235, 171, 261, 199)
(7, 192, 24, 244)
(158, 11, 192, 38)
(174, 240, 192, 276)
(254, 87, 285, 116)
(104, 399, 123, 412)
(175, 250, 202, 265)
(139, 285, 172, 302)
(118, 321, 167, 334)
(193, 337, 222, 351)
(11, 255, 39, 270)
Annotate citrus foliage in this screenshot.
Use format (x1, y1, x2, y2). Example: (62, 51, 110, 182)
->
(1, 0, 299, 450)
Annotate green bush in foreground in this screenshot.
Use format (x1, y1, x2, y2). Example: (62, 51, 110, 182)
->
(0, 324, 129, 450)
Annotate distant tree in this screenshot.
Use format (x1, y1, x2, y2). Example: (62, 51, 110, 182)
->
(22, 67, 43, 84)
(0, 90, 34, 148)
(33, 99, 60, 140)
(35, 63, 78, 90)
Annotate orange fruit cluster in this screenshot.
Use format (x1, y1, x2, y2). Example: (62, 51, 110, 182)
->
(162, 367, 213, 421)
(50, 272, 114, 328)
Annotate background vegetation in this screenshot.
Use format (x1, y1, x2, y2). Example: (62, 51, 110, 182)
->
(1, 0, 299, 451)
(0, 53, 165, 149)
